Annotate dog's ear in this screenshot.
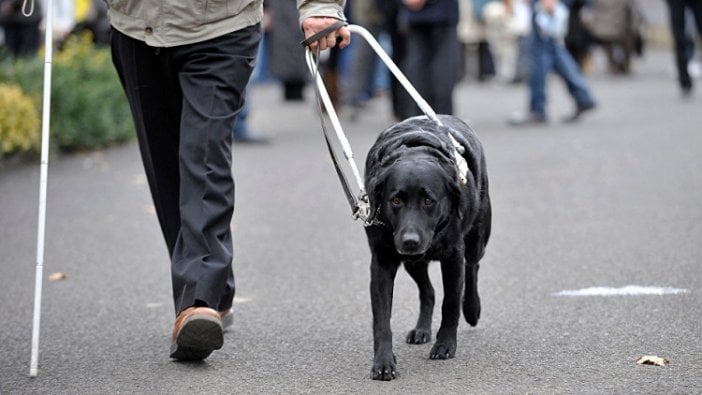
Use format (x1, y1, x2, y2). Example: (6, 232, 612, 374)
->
(367, 174, 385, 222)
(365, 171, 385, 222)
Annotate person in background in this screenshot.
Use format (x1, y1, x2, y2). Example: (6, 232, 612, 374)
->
(482, 0, 531, 83)
(343, 0, 386, 121)
(71, 0, 110, 46)
(398, 0, 461, 118)
(231, 95, 270, 145)
(509, 0, 532, 83)
(664, 0, 702, 97)
(232, 39, 271, 145)
(585, 0, 643, 75)
(376, 0, 411, 120)
(107, 0, 349, 361)
(509, 0, 596, 125)
(0, 0, 42, 57)
(473, 0, 497, 82)
(44, 0, 75, 44)
(564, 0, 593, 73)
(267, 0, 310, 101)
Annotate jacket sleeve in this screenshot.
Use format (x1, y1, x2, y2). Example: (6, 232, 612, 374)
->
(297, 0, 347, 28)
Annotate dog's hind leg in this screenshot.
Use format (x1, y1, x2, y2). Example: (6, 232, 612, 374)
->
(464, 195, 491, 326)
(430, 253, 464, 360)
(462, 260, 481, 327)
(462, 207, 490, 327)
(404, 260, 434, 344)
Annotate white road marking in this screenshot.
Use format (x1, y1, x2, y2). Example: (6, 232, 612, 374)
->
(553, 285, 690, 297)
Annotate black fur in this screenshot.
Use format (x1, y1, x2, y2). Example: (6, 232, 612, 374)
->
(363, 115, 491, 380)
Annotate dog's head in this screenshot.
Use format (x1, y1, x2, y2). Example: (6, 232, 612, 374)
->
(367, 148, 466, 256)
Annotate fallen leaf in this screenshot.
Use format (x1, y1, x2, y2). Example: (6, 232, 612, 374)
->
(48, 272, 67, 281)
(636, 355, 670, 366)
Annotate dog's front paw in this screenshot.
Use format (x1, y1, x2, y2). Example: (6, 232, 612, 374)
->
(429, 340, 456, 360)
(406, 328, 431, 344)
(370, 353, 398, 381)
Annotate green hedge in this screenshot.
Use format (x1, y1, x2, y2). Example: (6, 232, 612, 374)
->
(0, 33, 134, 155)
(0, 83, 40, 156)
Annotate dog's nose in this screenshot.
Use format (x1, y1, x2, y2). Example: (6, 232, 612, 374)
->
(401, 232, 421, 252)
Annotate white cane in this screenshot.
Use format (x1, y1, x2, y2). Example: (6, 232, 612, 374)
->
(27, 0, 54, 377)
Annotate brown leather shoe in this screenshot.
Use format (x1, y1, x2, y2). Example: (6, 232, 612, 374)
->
(169, 306, 223, 361)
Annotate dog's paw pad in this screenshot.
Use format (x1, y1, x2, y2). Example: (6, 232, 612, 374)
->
(370, 364, 398, 381)
(406, 329, 431, 344)
(429, 343, 456, 360)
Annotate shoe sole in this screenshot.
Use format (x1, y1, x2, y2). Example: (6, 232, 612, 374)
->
(170, 314, 223, 361)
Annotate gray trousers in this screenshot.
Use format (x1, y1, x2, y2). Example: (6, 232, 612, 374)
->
(111, 26, 260, 316)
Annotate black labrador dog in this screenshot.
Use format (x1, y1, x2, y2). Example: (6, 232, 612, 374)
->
(363, 114, 491, 380)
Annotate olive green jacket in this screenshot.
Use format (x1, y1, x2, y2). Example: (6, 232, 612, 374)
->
(107, 0, 345, 47)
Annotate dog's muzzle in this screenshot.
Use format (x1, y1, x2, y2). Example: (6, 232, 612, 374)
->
(395, 229, 431, 256)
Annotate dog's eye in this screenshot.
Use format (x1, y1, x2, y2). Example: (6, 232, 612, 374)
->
(423, 198, 434, 206)
(391, 197, 402, 206)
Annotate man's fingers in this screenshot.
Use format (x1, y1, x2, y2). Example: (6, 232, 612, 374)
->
(336, 26, 351, 48)
(325, 33, 336, 49)
(301, 18, 350, 50)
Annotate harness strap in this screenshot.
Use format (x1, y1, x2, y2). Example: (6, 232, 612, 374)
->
(446, 132, 469, 186)
(304, 41, 370, 222)
(321, 122, 361, 216)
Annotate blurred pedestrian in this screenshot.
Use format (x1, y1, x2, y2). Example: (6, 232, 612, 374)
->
(585, 0, 644, 75)
(376, 0, 410, 119)
(564, 0, 594, 73)
(664, 0, 702, 97)
(232, 38, 270, 145)
(0, 0, 42, 57)
(510, 0, 532, 83)
(343, 0, 386, 120)
(473, 0, 497, 82)
(398, 0, 461, 118)
(47, 0, 76, 45)
(107, 0, 349, 361)
(71, 0, 110, 46)
(509, 0, 596, 125)
(232, 90, 270, 145)
(482, 0, 531, 83)
(267, 0, 309, 101)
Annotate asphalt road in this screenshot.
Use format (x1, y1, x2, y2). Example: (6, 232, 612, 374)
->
(1, 47, 700, 394)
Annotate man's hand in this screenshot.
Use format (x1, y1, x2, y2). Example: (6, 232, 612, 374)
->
(302, 17, 351, 51)
(402, 0, 426, 12)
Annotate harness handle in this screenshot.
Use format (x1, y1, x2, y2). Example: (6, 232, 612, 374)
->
(300, 20, 348, 48)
